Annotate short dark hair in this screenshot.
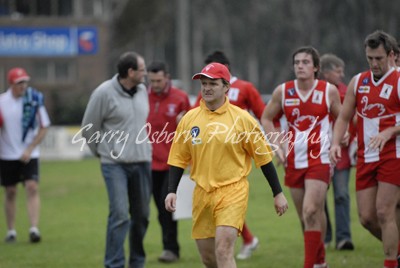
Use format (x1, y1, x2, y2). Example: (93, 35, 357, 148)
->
(388, 35, 400, 56)
(204, 50, 230, 66)
(292, 46, 320, 77)
(147, 61, 168, 74)
(117, 51, 141, 78)
(364, 30, 394, 55)
(320, 53, 345, 74)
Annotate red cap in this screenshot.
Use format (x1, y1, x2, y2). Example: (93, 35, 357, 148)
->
(7, 67, 30, 84)
(192, 63, 230, 83)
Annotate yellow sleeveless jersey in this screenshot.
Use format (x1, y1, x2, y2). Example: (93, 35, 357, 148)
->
(168, 98, 273, 192)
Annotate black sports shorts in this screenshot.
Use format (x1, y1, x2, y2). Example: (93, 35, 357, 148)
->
(0, 159, 39, 187)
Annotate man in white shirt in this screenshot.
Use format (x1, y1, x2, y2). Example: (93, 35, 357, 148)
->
(0, 67, 50, 243)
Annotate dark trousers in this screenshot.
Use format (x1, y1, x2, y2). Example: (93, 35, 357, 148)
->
(152, 170, 180, 256)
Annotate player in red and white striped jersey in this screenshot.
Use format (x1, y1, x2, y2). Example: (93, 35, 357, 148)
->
(331, 30, 400, 268)
(262, 46, 341, 268)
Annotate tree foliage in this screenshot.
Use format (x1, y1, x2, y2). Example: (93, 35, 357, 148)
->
(111, 0, 400, 94)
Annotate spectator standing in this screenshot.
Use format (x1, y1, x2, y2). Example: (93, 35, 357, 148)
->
(0, 67, 50, 243)
(320, 54, 355, 250)
(81, 51, 152, 268)
(147, 61, 191, 263)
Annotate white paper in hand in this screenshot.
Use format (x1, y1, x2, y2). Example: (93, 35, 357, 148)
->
(173, 174, 196, 220)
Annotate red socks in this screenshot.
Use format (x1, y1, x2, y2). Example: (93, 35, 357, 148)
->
(241, 222, 254, 244)
(304, 231, 322, 268)
(384, 259, 397, 268)
(398, 241, 400, 256)
(316, 239, 326, 265)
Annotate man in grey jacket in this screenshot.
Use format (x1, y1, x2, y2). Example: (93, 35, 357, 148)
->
(81, 51, 152, 268)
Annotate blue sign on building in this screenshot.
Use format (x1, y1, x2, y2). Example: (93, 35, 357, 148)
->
(0, 27, 98, 56)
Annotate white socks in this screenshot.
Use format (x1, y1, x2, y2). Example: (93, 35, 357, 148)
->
(7, 229, 17, 236)
(29, 227, 40, 234)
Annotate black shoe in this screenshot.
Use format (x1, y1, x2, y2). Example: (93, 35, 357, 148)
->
(29, 231, 41, 243)
(158, 250, 179, 263)
(5, 232, 16, 243)
(336, 240, 354, 250)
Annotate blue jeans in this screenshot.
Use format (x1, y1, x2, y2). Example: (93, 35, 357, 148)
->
(325, 168, 352, 244)
(101, 162, 151, 268)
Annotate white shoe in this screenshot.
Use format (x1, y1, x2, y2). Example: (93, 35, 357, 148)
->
(236, 237, 259, 260)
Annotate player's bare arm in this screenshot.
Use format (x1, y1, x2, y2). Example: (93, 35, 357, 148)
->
(328, 83, 350, 146)
(22, 126, 48, 163)
(330, 76, 357, 164)
(369, 125, 400, 152)
(261, 85, 285, 164)
(369, 77, 400, 151)
(328, 83, 341, 120)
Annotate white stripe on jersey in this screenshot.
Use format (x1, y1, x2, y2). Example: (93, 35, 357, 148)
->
(319, 115, 331, 164)
(294, 129, 308, 169)
(363, 117, 380, 163)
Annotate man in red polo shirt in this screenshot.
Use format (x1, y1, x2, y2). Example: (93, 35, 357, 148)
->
(147, 61, 191, 263)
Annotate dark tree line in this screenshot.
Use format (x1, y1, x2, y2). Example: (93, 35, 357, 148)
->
(110, 0, 400, 94)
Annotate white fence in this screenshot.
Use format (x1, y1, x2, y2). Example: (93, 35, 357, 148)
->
(40, 126, 92, 161)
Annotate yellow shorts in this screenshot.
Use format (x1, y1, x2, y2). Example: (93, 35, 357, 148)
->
(191, 179, 249, 239)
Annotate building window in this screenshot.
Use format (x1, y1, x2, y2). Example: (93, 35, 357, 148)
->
(32, 60, 76, 84)
(0, 0, 10, 15)
(58, 0, 72, 16)
(0, 0, 73, 17)
(0, 0, 110, 18)
(54, 62, 71, 81)
(37, 0, 52, 16)
(33, 62, 48, 81)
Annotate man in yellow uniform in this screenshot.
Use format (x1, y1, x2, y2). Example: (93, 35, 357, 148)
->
(165, 62, 288, 268)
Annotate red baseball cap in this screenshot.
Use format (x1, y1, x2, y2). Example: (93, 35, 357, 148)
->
(192, 62, 230, 83)
(7, 67, 30, 84)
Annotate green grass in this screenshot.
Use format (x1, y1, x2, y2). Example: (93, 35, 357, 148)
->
(0, 159, 382, 267)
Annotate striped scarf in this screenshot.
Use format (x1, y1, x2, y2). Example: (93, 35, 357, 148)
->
(22, 87, 43, 142)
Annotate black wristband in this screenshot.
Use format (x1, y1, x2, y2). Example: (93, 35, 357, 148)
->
(260, 162, 283, 197)
(167, 166, 185, 193)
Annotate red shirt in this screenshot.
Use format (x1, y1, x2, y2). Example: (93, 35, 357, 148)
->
(193, 76, 266, 120)
(147, 84, 191, 170)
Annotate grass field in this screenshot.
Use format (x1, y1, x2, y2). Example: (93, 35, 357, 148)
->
(0, 159, 383, 267)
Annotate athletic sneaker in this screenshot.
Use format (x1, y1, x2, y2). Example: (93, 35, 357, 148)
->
(29, 227, 41, 243)
(5, 230, 17, 243)
(236, 237, 259, 260)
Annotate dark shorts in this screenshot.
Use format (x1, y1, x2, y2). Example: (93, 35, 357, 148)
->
(0, 159, 39, 187)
